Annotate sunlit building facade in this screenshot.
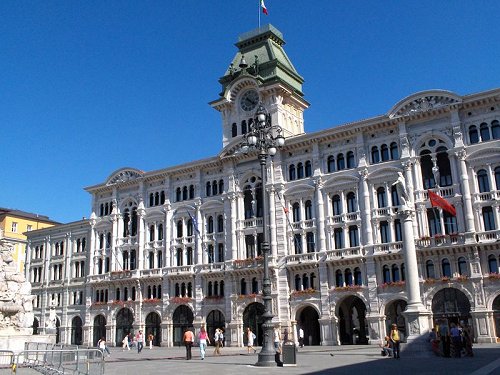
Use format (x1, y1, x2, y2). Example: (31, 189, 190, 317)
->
(26, 25, 500, 347)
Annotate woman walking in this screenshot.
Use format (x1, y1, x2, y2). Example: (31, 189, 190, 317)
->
(198, 326, 211, 360)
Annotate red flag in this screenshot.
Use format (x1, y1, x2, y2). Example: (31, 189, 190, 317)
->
(261, 0, 268, 15)
(283, 207, 289, 214)
(428, 190, 456, 216)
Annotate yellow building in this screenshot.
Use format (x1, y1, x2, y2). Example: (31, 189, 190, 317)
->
(0, 208, 58, 273)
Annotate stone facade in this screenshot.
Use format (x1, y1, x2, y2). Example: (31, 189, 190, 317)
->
(25, 25, 500, 348)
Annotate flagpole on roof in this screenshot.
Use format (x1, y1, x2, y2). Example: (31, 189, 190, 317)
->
(258, 0, 261, 28)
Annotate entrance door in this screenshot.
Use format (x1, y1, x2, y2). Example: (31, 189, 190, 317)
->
(243, 303, 265, 346)
(71, 316, 83, 345)
(115, 308, 134, 346)
(297, 306, 321, 345)
(493, 295, 500, 340)
(384, 300, 407, 341)
(93, 315, 106, 347)
(432, 288, 472, 331)
(206, 310, 225, 346)
(337, 296, 368, 345)
(173, 305, 194, 346)
(145, 312, 161, 346)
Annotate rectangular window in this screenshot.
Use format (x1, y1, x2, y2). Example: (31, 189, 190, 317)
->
(11, 222, 18, 233)
(26, 224, 32, 232)
(380, 221, 390, 243)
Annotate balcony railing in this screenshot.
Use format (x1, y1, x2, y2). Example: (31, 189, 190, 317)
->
(116, 236, 138, 247)
(196, 262, 226, 272)
(473, 190, 499, 202)
(284, 252, 320, 265)
(243, 217, 263, 228)
(475, 230, 500, 243)
(416, 234, 465, 248)
(140, 268, 162, 277)
(325, 246, 364, 260)
(327, 212, 360, 226)
(415, 185, 457, 201)
(373, 242, 403, 254)
(164, 265, 194, 275)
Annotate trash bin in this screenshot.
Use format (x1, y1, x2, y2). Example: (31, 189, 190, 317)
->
(282, 341, 296, 366)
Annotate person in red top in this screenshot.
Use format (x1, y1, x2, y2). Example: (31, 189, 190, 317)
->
(183, 327, 194, 360)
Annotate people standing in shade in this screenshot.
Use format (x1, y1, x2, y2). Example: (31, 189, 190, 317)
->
(183, 327, 194, 360)
(246, 327, 257, 354)
(147, 333, 154, 349)
(213, 328, 222, 356)
(198, 326, 210, 360)
(298, 327, 304, 348)
(98, 337, 111, 357)
(450, 323, 462, 358)
(274, 326, 282, 353)
(136, 330, 144, 353)
(390, 324, 401, 359)
(122, 334, 130, 351)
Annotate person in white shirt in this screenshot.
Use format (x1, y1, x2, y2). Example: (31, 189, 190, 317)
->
(298, 327, 304, 348)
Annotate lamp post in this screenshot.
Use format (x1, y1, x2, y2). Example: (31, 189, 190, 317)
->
(240, 103, 285, 367)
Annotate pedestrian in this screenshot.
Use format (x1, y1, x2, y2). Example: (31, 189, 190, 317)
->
(274, 326, 281, 353)
(213, 328, 221, 356)
(450, 323, 462, 358)
(283, 328, 289, 343)
(122, 334, 130, 351)
(379, 336, 393, 357)
(98, 337, 111, 357)
(390, 324, 401, 359)
(246, 327, 257, 354)
(128, 333, 136, 349)
(148, 333, 154, 349)
(183, 327, 194, 360)
(219, 328, 224, 348)
(136, 330, 144, 353)
(198, 326, 211, 360)
(298, 327, 304, 348)
(462, 324, 474, 357)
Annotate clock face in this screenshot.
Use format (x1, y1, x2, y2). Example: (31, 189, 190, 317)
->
(240, 90, 259, 112)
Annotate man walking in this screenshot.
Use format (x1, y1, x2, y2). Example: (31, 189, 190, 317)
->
(183, 327, 194, 360)
(298, 327, 304, 348)
(136, 330, 144, 353)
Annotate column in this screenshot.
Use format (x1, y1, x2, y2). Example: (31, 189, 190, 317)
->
(268, 185, 277, 257)
(358, 168, 373, 246)
(456, 149, 475, 238)
(314, 178, 327, 252)
(137, 201, 146, 270)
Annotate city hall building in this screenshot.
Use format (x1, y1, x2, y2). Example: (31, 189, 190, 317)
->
(25, 25, 500, 348)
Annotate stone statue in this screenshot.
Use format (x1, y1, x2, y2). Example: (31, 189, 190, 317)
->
(392, 172, 410, 210)
(45, 298, 57, 329)
(0, 240, 35, 331)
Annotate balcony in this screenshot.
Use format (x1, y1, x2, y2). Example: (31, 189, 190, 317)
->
(196, 262, 226, 273)
(290, 219, 316, 230)
(116, 236, 138, 247)
(325, 246, 364, 260)
(164, 265, 194, 276)
(372, 207, 398, 217)
(110, 270, 136, 280)
(475, 230, 500, 243)
(327, 212, 360, 226)
(284, 252, 320, 266)
(373, 242, 403, 255)
(140, 268, 162, 277)
(242, 217, 263, 228)
(416, 234, 465, 248)
(415, 185, 457, 201)
(145, 240, 164, 249)
(473, 190, 500, 202)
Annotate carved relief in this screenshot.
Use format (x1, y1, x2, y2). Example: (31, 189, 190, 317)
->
(107, 170, 143, 185)
(390, 95, 460, 118)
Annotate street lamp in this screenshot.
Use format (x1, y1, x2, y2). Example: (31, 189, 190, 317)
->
(240, 103, 285, 367)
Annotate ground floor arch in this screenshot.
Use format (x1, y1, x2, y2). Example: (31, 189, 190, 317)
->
(71, 316, 83, 345)
(492, 294, 500, 340)
(296, 305, 321, 346)
(93, 315, 106, 346)
(115, 308, 134, 346)
(145, 312, 161, 346)
(243, 303, 265, 346)
(384, 299, 407, 341)
(431, 287, 472, 331)
(173, 305, 194, 346)
(206, 310, 225, 346)
(337, 295, 368, 345)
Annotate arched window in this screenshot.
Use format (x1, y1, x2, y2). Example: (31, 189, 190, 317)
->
(212, 180, 218, 196)
(488, 254, 498, 274)
(207, 245, 214, 263)
(334, 228, 344, 249)
(99, 234, 104, 249)
(157, 251, 162, 268)
(174, 283, 180, 297)
(427, 208, 441, 236)
(457, 257, 468, 276)
(206, 182, 211, 196)
(480, 122, 490, 141)
(390, 142, 399, 160)
(207, 281, 213, 297)
(130, 250, 136, 270)
(189, 185, 194, 199)
(187, 247, 193, 265)
(220, 281, 224, 296)
(436, 146, 452, 187)
(182, 186, 188, 200)
(380, 221, 389, 243)
(306, 232, 315, 253)
(292, 203, 301, 222)
(289, 164, 296, 180)
(354, 267, 362, 285)
(482, 206, 496, 231)
(477, 169, 490, 193)
(371, 146, 380, 163)
(495, 167, 500, 190)
(426, 260, 435, 279)
(332, 195, 342, 215)
(382, 265, 391, 283)
(181, 283, 186, 297)
(176, 220, 183, 238)
(346, 151, 355, 168)
(297, 162, 304, 179)
(241, 120, 247, 135)
(305, 160, 312, 177)
(492, 120, 500, 139)
(441, 258, 452, 278)
(295, 274, 301, 291)
(391, 184, 400, 206)
(158, 224, 164, 241)
(337, 153, 345, 170)
(394, 219, 402, 242)
(420, 150, 435, 189)
(469, 125, 479, 144)
(327, 156, 335, 173)
(240, 279, 247, 295)
(377, 187, 387, 208)
(160, 191, 165, 204)
(217, 215, 224, 232)
(344, 268, 353, 286)
(154, 192, 159, 206)
(213, 281, 218, 296)
(391, 264, 400, 282)
(381, 144, 389, 161)
(116, 288, 121, 301)
(348, 225, 359, 247)
(232, 123, 237, 137)
(302, 273, 309, 289)
(335, 270, 343, 287)
(401, 263, 406, 281)
(207, 216, 214, 234)
(346, 192, 356, 213)
(99, 204, 104, 216)
(219, 179, 224, 194)
(252, 277, 258, 294)
(176, 188, 181, 202)
(149, 193, 154, 207)
(304, 200, 312, 220)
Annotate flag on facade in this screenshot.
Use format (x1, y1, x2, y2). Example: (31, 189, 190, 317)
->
(186, 210, 201, 236)
(261, 0, 268, 15)
(428, 190, 456, 216)
(283, 207, 289, 214)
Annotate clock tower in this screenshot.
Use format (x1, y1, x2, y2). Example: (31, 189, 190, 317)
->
(210, 24, 309, 153)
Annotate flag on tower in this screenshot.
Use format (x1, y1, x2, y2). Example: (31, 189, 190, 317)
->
(261, 0, 268, 15)
(428, 190, 456, 216)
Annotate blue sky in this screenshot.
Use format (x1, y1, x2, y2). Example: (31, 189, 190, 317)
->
(1, 1, 499, 223)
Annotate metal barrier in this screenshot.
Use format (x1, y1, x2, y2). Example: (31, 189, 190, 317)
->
(0, 346, 104, 375)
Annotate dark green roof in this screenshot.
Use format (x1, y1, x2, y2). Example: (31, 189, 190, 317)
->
(218, 24, 304, 96)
